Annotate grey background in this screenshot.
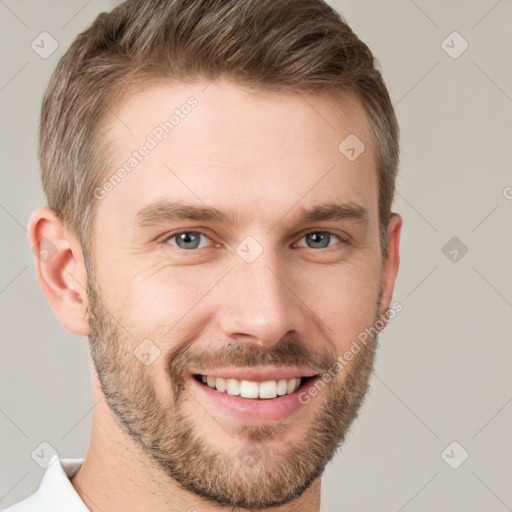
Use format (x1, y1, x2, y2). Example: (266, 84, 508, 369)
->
(1, 1, 511, 510)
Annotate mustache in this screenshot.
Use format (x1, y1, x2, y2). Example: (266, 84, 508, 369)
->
(168, 337, 338, 381)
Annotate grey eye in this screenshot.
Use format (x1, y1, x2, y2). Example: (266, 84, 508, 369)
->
(300, 232, 340, 249)
(168, 231, 209, 250)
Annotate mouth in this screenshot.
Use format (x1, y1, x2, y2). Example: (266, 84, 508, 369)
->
(192, 374, 318, 399)
(187, 368, 323, 423)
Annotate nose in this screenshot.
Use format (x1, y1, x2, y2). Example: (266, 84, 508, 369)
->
(218, 251, 307, 347)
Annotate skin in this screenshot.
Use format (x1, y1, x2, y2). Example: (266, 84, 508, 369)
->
(28, 77, 401, 511)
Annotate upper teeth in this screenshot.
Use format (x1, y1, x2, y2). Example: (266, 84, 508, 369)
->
(200, 375, 302, 399)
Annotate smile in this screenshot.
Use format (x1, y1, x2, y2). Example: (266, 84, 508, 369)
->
(193, 374, 314, 399)
(186, 366, 323, 422)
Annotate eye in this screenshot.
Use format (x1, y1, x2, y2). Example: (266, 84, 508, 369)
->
(165, 231, 212, 250)
(162, 230, 346, 252)
(295, 231, 344, 249)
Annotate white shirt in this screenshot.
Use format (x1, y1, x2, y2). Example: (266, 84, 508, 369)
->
(2, 455, 89, 511)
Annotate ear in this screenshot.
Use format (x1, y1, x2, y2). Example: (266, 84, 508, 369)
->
(378, 213, 402, 320)
(27, 207, 90, 336)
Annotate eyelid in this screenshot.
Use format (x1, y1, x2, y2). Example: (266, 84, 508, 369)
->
(294, 226, 351, 242)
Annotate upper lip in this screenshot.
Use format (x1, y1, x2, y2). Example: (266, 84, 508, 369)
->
(188, 366, 320, 382)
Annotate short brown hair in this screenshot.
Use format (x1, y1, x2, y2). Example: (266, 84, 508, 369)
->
(39, 0, 399, 260)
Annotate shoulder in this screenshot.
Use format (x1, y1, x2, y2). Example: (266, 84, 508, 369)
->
(2, 490, 43, 511)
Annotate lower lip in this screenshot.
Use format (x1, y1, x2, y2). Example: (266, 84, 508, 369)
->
(188, 375, 320, 423)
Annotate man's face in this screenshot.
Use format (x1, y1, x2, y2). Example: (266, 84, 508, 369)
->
(85, 78, 392, 508)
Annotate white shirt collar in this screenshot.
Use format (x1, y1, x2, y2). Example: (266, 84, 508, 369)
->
(3, 454, 89, 511)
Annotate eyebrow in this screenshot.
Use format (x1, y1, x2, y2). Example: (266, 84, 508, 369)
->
(135, 199, 368, 228)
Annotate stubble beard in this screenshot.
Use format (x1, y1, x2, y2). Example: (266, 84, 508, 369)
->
(84, 262, 382, 509)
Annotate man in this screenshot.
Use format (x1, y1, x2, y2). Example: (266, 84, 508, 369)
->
(6, 0, 402, 510)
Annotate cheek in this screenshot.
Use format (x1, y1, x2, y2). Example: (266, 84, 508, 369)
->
(298, 259, 381, 352)
(115, 264, 222, 339)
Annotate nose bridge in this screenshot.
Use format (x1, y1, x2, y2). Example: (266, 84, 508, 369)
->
(218, 244, 306, 345)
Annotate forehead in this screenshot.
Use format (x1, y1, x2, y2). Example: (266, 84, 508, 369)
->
(96, 77, 378, 230)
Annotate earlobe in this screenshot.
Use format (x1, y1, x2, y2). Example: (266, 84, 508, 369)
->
(27, 207, 90, 336)
(378, 212, 402, 320)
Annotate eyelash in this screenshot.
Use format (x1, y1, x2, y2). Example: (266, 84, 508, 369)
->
(162, 229, 349, 252)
